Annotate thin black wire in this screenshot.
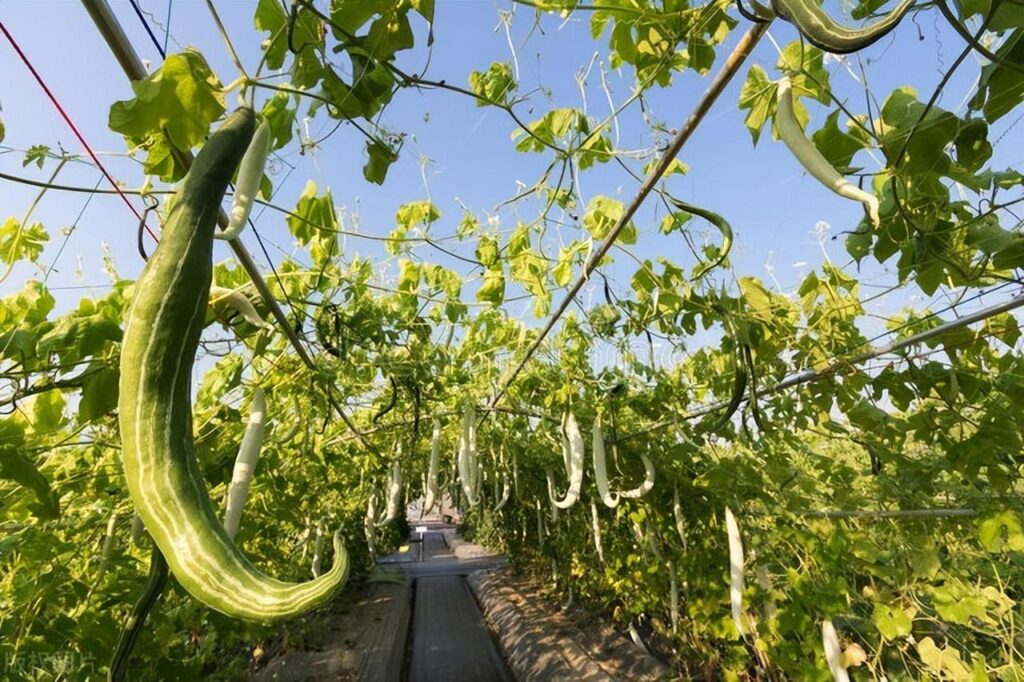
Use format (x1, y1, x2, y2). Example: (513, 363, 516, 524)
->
(128, 0, 166, 57)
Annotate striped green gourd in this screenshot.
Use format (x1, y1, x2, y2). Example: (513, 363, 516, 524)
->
(118, 108, 348, 622)
(771, 0, 914, 54)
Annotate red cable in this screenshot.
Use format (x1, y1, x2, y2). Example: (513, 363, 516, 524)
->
(0, 21, 157, 241)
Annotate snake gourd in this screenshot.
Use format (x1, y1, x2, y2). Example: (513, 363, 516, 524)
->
(776, 76, 880, 226)
(771, 0, 914, 54)
(118, 108, 348, 621)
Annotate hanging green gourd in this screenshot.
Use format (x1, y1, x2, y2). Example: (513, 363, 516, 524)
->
(770, 0, 913, 54)
(117, 108, 347, 622)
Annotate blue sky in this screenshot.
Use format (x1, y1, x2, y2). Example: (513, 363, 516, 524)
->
(1, 1, 1021, 356)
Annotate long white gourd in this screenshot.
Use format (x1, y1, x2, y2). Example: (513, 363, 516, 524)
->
(379, 454, 403, 526)
(673, 483, 687, 544)
(590, 499, 604, 564)
(726, 507, 745, 636)
(493, 475, 511, 511)
(593, 416, 653, 507)
(215, 120, 271, 241)
(776, 76, 880, 227)
(550, 412, 584, 509)
(821, 620, 850, 682)
(209, 286, 270, 329)
(223, 387, 267, 539)
(457, 406, 481, 507)
(364, 493, 378, 556)
(592, 416, 620, 508)
(424, 419, 441, 512)
(545, 469, 561, 523)
(619, 452, 655, 499)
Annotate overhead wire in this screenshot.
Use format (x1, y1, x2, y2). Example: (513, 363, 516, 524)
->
(0, 21, 157, 241)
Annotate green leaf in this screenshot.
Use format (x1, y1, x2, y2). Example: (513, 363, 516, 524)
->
(476, 268, 505, 306)
(364, 139, 398, 185)
(79, 365, 120, 424)
(469, 62, 516, 107)
(396, 201, 441, 229)
(23, 145, 50, 169)
(970, 28, 1024, 123)
(108, 49, 226, 154)
(286, 181, 336, 245)
(0, 217, 49, 269)
(984, 312, 1021, 348)
(366, 8, 414, 60)
(978, 510, 1024, 552)
(254, 0, 289, 70)
(583, 195, 634, 243)
(954, 119, 992, 172)
(812, 111, 867, 171)
(0, 422, 59, 520)
(872, 603, 913, 640)
(260, 91, 296, 151)
(917, 637, 971, 679)
(738, 277, 775, 324)
(28, 390, 65, 435)
(476, 236, 500, 267)
(738, 65, 776, 145)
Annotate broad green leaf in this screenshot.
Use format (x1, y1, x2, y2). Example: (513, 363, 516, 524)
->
(260, 91, 296, 151)
(872, 603, 912, 640)
(583, 196, 635, 243)
(738, 65, 776, 145)
(917, 637, 971, 679)
(476, 236, 500, 267)
(978, 510, 1024, 552)
(469, 62, 516, 107)
(287, 181, 336, 245)
(970, 28, 1024, 123)
(78, 365, 120, 425)
(108, 49, 226, 154)
(477, 268, 506, 306)
(0, 217, 49, 269)
(812, 111, 868, 171)
(364, 139, 398, 185)
(254, 0, 289, 70)
(396, 201, 441, 229)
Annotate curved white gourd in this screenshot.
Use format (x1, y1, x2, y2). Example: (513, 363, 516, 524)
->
(776, 76, 880, 227)
(550, 412, 584, 509)
(223, 387, 267, 539)
(209, 286, 270, 329)
(424, 419, 441, 513)
(821, 619, 850, 681)
(726, 507, 745, 636)
(457, 406, 481, 507)
(215, 120, 271, 241)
